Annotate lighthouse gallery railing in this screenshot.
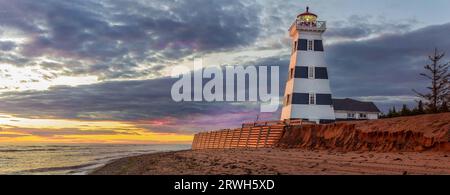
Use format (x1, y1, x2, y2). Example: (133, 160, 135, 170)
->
(290, 20, 326, 32)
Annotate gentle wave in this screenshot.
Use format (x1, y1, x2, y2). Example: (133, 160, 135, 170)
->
(19, 163, 99, 173)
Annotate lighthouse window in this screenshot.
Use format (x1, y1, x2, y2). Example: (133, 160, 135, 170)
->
(308, 66, 315, 79)
(316, 94, 333, 105)
(295, 66, 308, 78)
(289, 68, 294, 79)
(308, 40, 313, 51)
(292, 93, 309, 104)
(315, 67, 328, 79)
(298, 39, 308, 51)
(314, 40, 324, 51)
(309, 93, 316, 105)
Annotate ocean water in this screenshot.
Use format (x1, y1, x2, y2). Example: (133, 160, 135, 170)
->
(0, 144, 191, 175)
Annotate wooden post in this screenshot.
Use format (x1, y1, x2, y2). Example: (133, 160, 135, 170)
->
(231, 129, 237, 148)
(203, 133, 207, 149)
(223, 130, 228, 149)
(216, 131, 221, 149)
(194, 133, 200, 149)
(256, 127, 263, 148)
(209, 132, 213, 149)
(202, 133, 206, 149)
(195, 134, 200, 149)
(211, 132, 215, 149)
(224, 130, 230, 149)
(212, 131, 218, 149)
(264, 126, 272, 147)
(218, 130, 224, 149)
(245, 127, 252, 148)
(198, 133, 203, 149)
(192, 134, 197, 149)
(237, 128, 243, 148)
(218, 131, 222, 149)
(200, 133, 205, 149)
(215, 131, 219, 149)
(229, 129, 233, 148)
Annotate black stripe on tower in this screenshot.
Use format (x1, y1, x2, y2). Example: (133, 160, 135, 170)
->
(294, 66, 328, 79)
(290, 93, 333, 105)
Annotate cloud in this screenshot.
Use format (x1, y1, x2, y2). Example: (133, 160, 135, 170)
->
(0, 0, 262, 79)
(325, 15, 415, 40)
(0, 41, 16, 51)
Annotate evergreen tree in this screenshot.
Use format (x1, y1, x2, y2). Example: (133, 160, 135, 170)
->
(391, 106, 399, 118)
(387, 107, 393, 118)
(401, 104, 411, 116)
(417, 100, 425, 114)
(411, 101, 423, 115)
(413, 48, 449, 113)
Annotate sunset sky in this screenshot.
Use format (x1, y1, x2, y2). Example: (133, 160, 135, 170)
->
(1, 0, 450, 144)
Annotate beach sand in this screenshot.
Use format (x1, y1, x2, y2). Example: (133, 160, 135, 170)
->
(91, 148, 450, 175)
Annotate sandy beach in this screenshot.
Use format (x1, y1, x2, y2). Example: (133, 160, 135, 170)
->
(91, 148, 450, 175)
(92, 114, 450, 175)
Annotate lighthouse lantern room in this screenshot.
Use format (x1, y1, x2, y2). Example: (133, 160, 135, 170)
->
(281, 7, 336, 124)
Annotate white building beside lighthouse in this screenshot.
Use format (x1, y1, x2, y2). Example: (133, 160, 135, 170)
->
(281, 7, 336, 124)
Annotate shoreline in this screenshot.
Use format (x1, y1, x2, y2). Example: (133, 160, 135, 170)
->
(91, 148, 450, 175)
(88, 149, 192, 175)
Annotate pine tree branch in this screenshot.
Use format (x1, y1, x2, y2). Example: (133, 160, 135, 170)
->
(420, 73, 432, 80)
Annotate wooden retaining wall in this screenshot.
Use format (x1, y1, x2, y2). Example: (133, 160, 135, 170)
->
(192, 120, 304, 150)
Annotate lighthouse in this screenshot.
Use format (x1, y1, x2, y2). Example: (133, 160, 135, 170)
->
(281, 7, 336, 124)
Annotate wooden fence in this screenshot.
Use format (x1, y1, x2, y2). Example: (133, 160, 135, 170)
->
(192, 120, 306, 150)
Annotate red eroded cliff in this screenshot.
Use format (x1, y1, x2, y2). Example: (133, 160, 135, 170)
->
(277, 113, 450, 152)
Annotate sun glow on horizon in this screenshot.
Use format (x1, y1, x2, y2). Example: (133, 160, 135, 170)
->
(0, 114, 193, 144)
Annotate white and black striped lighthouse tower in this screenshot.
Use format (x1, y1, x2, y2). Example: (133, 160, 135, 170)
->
(281, 7, 336, 124)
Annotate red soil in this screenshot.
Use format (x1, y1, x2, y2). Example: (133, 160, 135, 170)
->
(277, 113, 450, 152)
(347, 113, 450, 137)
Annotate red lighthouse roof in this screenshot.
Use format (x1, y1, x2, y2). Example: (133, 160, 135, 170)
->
(297, 6, 317, 18)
